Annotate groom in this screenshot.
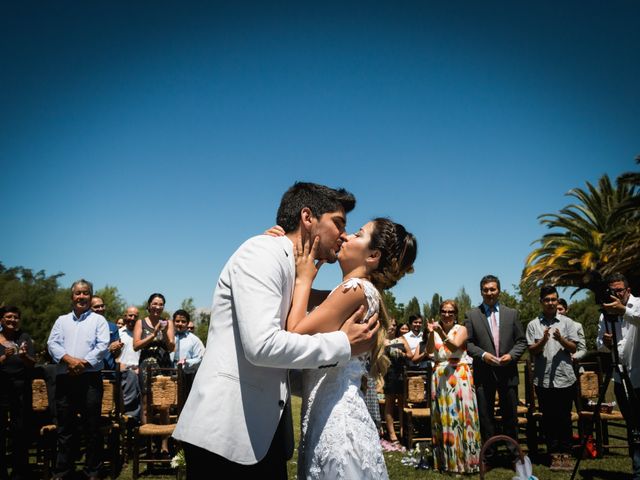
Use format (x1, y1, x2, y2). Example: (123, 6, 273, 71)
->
(173, 182, 379, 478)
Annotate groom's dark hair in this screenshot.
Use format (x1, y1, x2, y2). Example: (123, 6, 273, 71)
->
(276, 182, 356, 233)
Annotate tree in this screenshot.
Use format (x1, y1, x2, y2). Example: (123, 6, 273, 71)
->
(381, 290, 403, 322)
(499, 289, 519, 310)
(195, 309, 211, 344)
(429, 293, 442, 321)
(563, 292, 601, 351)
(523, 172, 640, 296)
(614, 156, 640, 290)
(511, 285, 542, 330)
(0, 263, 70, 353)
(179, 297, 197, 320)
(421, 301, 431, 321)
(403, 297, 421, 323)
(454, 287, 472, 322)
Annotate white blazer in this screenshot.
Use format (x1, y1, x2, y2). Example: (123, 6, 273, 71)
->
(172, 235, 351, 464)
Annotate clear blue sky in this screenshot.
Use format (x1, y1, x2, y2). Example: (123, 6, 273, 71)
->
(1, 1, 638, 314)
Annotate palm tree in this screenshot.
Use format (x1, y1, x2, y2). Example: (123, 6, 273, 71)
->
(615, 155, 640, 289)
(522, 171, 639, 295)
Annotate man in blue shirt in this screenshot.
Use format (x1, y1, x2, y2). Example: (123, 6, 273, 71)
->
(171, 309, 205, 372)
(90, 296, 122, 373)
(47, 279, 110, 480)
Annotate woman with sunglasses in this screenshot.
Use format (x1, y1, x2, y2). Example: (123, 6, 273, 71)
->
(413, 300, 481, 473)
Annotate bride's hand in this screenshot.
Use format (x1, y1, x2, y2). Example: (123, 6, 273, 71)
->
(294, 234, 324, 283)
(263, 225, 285, 237)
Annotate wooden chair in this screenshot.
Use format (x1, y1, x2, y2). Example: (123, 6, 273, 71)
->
(575, 360, 626, 457)
(131, 366, 184, 479)
(523, 358, 542, 453)
(30, 373, 57, 480)
(100, 370, 124, 478)
(401, 368, 431, 449)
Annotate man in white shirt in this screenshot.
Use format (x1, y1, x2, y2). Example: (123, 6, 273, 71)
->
(403, 314, 428, 369)
(596, 273, 640, 479)
(118, 306, 141, 422)
(47, 279, 110, 480)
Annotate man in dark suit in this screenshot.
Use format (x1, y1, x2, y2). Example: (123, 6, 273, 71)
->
(465, 274, 527, 462)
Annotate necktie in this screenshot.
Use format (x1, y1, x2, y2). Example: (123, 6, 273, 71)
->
(490, 307, 499, 355)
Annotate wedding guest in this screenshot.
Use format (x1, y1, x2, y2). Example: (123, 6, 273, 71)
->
(0, 306, 36, 480)
(118, 306, 142, 422)
(133, 293, 175, 457)
(403, 314, 428, 369)
(424, 300, 480, 473)
(381, 319, 411, 451)
(558, 298, 587, 361)
(47, 279, 110, 480)
(91, 296, 122, 375)
(465, 274, 527, 464)
(171, 310, 205, 372)
(527, 285, 579, 471)
(398, 322, 410, 336)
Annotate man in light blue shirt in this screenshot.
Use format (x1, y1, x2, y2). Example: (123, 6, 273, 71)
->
(47, 279, 110, 480)
(171, 309, 205, 373)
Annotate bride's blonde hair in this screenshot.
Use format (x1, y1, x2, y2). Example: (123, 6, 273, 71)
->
(367, 218, 417, 383)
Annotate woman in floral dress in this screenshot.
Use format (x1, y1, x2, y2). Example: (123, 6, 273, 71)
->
(417, 299, 481, 473)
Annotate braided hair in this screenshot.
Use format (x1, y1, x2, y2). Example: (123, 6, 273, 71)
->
(367, 217, 417, 382)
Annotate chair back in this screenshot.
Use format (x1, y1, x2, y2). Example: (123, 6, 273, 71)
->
(144, 366, 184, 415)
(102, 379, 116, 416)
(151, 375, 178, 409)
(32, 378, 50, 413)
(403, 368, 429, 406)
(580, 371, 600, 399)
(406, 375, 427, 404)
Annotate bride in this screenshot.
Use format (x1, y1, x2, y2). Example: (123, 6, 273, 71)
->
(285, 217, 417, 479)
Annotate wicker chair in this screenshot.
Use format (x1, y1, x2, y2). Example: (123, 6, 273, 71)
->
(131, 366, 184, 479)
(100, 370, 123, 478)
(401, 368, 431, 449)
(30, 373, 57, 480)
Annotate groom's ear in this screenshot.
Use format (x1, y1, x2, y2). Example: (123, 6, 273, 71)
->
(300, 207, 314, 231)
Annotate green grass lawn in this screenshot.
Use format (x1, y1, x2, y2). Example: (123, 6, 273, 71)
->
(109, 392, 632, 479)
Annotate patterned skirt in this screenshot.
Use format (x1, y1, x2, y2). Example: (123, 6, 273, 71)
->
(430, 361, 481, 473)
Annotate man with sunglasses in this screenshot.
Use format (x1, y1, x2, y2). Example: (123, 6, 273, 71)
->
(596, 273, 640, 479)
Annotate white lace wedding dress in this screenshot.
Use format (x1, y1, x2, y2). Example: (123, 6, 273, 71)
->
(297, 278, 389, 480)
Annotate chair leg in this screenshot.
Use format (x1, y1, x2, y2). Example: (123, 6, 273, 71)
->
(602, 420, 610, 454)
(110, 428, 120, 479)
(132, 431, 140, 479)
